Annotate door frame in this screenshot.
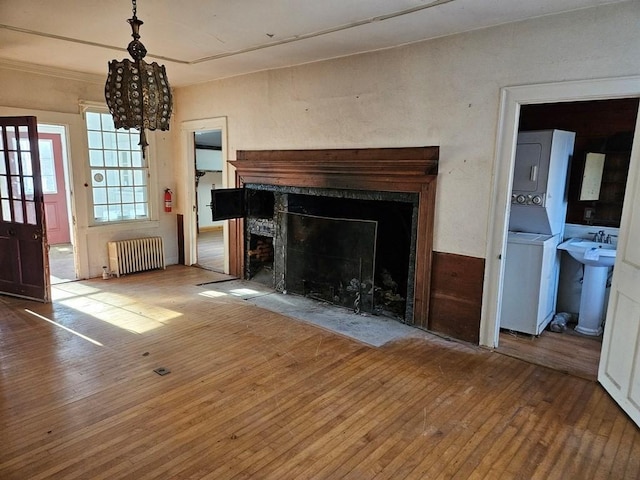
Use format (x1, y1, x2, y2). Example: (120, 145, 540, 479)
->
(38, 124, 74, 246)
(180, 117, 229, 271)
(481, 75, 640, 348)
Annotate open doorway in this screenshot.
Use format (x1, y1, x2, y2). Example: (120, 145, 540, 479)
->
(194, 129, 224, 272)
(38, 124, 76, 284)
(490, 95, 639, 380)
(180, 117, 229, 273)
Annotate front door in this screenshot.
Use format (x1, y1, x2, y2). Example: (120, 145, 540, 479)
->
(598, 118, 640, 426)
(39, 132, 70, 245)
(0, 116, 50, 302)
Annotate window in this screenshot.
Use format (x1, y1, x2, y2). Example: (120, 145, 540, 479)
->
(38, 139, 57, 194)
(85, 111, 149, 223)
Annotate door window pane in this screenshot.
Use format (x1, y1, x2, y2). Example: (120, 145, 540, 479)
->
(13, 200, 23, 223)
(25, 201, 36, 225)
(23, 177, 34, 200)
(20, 152, 33, 176)
(17, 126, 30, 144)
(1, 199, 11, 221)
(11, 176, 22, 199)
(0, 176, 8, 198)
(9, 152, 19, 174)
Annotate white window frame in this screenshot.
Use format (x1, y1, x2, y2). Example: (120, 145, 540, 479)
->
(80, 103, 157, 226)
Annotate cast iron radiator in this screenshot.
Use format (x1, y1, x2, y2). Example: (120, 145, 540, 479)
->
(107, 237, 166, 277)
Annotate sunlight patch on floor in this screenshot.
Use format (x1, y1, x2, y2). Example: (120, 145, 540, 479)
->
(51, 284, 182, 334)
(229, 288, 263, 297)
(25, 309, 104, 346)
(52, 283, 101, 300)
(199, 290, 228, 298)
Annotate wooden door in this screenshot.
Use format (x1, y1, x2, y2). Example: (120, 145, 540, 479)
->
(598, 120, 640, 426)
(0, 116, 50, 302)
(39, 132, 70, 245)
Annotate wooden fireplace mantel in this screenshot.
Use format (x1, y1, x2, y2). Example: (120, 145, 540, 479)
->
(229, 147, 438, 329)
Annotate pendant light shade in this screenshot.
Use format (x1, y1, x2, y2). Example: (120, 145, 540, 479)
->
(105, 0, 172, 151)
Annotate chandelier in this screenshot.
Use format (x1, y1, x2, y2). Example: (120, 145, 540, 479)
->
(105, 0, 172, 154)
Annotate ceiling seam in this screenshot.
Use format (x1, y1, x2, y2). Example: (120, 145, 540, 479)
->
(0, 0, 456, 66)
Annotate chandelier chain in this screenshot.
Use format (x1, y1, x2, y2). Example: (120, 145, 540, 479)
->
(132, 0, 137, 18)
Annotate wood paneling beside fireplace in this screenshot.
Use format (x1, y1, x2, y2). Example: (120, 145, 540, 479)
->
(229, 147, 439, 330)
(429, 252, 485, 344)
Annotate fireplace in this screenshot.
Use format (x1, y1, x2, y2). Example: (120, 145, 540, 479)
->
(228, 148, 438, 328)
(242, 185, 418, 320)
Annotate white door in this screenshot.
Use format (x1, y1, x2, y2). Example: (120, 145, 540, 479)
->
(598, 117, 640, 426)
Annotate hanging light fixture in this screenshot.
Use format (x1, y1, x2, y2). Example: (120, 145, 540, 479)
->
(105, 0, 172, 155)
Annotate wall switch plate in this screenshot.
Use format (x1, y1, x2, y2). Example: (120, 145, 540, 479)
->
(584, 207, 595, 220)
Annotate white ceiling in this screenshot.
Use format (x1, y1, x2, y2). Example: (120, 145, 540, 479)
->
(0, 0, 627, 87)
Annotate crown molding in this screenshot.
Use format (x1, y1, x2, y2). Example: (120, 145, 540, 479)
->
(0, 58, 104, 85)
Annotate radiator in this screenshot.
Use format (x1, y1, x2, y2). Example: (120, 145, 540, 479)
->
(107, 237, 166, 277)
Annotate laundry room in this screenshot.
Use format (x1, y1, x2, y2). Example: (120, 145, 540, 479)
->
(498, 97, 639, 377)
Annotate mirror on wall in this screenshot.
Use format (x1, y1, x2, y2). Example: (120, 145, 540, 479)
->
(579, 153, 605, 201)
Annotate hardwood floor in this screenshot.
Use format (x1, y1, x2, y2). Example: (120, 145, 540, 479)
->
(1, 265, 638, 479)
(49, 243, 76, 284)
(497, 327, 602, 381)
(197, 228, 224, 272)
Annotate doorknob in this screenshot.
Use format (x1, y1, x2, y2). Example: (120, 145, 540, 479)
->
(8, 228, 15, 236)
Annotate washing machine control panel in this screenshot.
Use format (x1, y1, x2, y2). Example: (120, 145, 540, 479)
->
(511, 192, 546, 206)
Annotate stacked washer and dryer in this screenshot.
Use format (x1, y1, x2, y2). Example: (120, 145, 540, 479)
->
(501, 130, 576, 335)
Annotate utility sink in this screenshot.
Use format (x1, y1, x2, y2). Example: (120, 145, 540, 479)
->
(557, 237, 617, 336)
(557, 238, 616, 267)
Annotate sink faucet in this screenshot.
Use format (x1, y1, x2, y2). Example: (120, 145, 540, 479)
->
(592, 230, 605, 242)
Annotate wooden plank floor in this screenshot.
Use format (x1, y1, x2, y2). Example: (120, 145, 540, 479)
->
(497, 327, 602, 381)
(197, 229, 224, 272)
(1, 266, 639, 479)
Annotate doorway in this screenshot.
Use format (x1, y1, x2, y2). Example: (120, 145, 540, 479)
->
(497, 98, 638, 379)
(194, 130, 224, 272)
(38, 124, 76, 284)
(482, 77, 640, 380)
(180, 117, 229, 273)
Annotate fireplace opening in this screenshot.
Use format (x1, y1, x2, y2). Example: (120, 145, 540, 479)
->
(243, 185, 417, 320)
(247, 234, 274, 285)
(284, 212, 378, 313)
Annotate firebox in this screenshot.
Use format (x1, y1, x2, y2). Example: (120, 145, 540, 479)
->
(218, 183, 418, 321)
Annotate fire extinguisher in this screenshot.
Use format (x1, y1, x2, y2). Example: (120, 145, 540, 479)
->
(164, 188, 173, 213)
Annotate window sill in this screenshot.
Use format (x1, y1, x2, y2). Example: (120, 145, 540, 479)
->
(88, 218, 160, 231)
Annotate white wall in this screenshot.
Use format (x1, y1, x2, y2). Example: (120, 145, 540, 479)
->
(0, 70, 179, 279)
(172, 2, 639, 259)
(197, 171, 224, 230)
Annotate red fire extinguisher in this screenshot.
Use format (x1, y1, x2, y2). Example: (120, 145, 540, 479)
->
(164, 188, 173, 213)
